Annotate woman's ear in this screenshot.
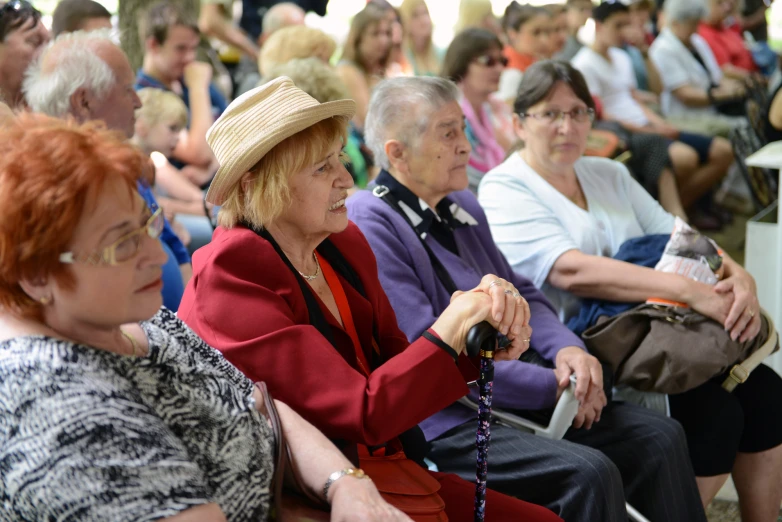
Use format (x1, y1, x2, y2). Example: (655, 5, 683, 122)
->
(384, 140, 408, 173)
(240, 171, 254, 194)
(512, 112, 527, 142)
(18, 277, 52, 306)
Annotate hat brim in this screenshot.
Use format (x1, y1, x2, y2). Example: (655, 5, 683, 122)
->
(205, 98, 357, 206)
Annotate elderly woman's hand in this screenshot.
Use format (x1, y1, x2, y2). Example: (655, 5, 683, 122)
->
(450, 274, 532, 361)
(329, 476, 412, 522)
(715, 270, 761, 343)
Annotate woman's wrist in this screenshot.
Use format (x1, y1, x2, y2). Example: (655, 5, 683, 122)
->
(324, 468, 371, 504)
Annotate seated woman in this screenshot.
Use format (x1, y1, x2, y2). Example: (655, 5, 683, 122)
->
(0, 0, 49, 108)
(348, 75, 707, 522)
(479, 60, 782, 519)
(398, 0, 442, 76)
(178, 77, 560, 522)
(497, 3, 553, 104)
(698, 0, 758, 79)
(337, 3, 393, 134)
(441, 29, 516, 190)
(649, 0, 748, 137)
(0, 113, 405, 522)
(543, 3, 569, 59)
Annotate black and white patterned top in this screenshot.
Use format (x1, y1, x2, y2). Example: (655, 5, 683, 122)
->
(0, 308, 274, 521)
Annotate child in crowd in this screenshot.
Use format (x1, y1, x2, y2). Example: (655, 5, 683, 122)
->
(132, 88, 215, 253)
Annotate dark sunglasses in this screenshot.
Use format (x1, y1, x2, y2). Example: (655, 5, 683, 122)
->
(0, 0, 39, 40)
(474, 55, 509, 68)
(0, 0, 29, 17)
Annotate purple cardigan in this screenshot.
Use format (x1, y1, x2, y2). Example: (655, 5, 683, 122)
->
(348, 187, 586, 441)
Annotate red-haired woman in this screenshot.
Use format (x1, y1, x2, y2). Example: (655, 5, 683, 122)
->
(0, 113, 408, 522)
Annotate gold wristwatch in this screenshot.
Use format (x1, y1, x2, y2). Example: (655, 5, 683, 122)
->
(322, 467, 370, 500)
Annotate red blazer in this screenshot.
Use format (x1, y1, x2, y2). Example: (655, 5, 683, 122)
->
(178, 222, 475, 447)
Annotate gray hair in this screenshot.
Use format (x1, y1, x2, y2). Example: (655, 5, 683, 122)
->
(262, 2, 305, 35)
(664, 0, 708, 23)
(365, 76, 460, 170)
(23, 29, 116, 118)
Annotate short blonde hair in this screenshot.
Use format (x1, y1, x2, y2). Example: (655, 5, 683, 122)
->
(259, 25, 337, 77)
(135, 88, 188, 128)
(217, 116, 349, 229)
(263, 58, 350, 103)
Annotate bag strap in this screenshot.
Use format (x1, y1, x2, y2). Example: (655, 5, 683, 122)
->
(372, 185, 459, 295)
(317, 252, 372, 377)
(722, 309, 780, 391)
(255, 382, 328, 510)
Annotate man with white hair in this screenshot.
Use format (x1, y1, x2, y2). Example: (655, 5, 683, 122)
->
(24, 29, 141, 138)
(23, 30, 192, 311)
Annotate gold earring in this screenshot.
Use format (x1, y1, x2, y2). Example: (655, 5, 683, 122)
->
(39, 295, 51, 305)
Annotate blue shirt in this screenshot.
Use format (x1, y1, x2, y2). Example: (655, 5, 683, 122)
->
(137, 181, 191, 266)
(135, 70, 228, 124)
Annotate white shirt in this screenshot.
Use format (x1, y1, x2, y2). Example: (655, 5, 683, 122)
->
(571, 46, 649, 127)
(478, 153, 675, 323)
(649, 28, 723, 118)
(498, 68, 524, 103)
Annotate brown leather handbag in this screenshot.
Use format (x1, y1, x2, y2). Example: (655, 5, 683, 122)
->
(255, 382, 330, 522)
(581, 305, 779, 395)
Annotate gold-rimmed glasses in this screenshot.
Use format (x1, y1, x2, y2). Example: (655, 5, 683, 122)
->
(59, 207, 164, 266)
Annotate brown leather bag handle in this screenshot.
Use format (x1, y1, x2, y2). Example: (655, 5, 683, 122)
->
(254, 382, 329, 513)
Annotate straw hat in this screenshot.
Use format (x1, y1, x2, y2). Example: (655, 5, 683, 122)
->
(205, 76, 356, 205)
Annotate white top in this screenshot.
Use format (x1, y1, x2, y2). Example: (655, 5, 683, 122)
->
(571, 46, 649, 127)
(498, 68, 524, 103)
(478, 153, 675, 322)
(649, 28, 723, 118)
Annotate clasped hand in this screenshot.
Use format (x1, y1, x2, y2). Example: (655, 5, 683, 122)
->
(448, 274, 532, 361)
(553, 346, 607, 430)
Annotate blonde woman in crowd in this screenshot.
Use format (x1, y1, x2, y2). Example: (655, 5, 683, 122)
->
(337, 3, 393, 132)
(258, 25, 337, 79)
(398, 0, 441, 76)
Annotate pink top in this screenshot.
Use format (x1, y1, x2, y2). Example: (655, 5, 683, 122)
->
(460, 95, 508, 174)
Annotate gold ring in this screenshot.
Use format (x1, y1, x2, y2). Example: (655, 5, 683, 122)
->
(748, 309, 755, 318)
(522, 338, 530, 343)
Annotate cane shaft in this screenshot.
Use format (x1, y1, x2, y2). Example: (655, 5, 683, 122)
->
(474, 354, 495, 522)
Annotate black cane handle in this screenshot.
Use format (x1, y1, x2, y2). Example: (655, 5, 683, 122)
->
(466, 321, 499, 358)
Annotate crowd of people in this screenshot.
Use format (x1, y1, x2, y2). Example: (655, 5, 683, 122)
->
(0, 0, 781, 520)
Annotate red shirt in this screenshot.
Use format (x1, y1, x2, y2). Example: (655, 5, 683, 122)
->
(503, 45, 536, 72)
(698, 22, 757, 72)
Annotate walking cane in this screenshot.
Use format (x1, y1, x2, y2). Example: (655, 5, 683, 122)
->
(465, 321, 501, 522)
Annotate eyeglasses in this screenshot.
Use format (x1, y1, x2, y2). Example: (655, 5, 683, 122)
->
(59, 207, 164, 266)
(474, 55, 509, 68)
(519, 108, 595, 126)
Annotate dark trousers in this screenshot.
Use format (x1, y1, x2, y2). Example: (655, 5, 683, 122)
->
(428, 401, 706, 522)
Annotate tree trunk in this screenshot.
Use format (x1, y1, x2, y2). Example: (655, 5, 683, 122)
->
(118, 0, 200, 72)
